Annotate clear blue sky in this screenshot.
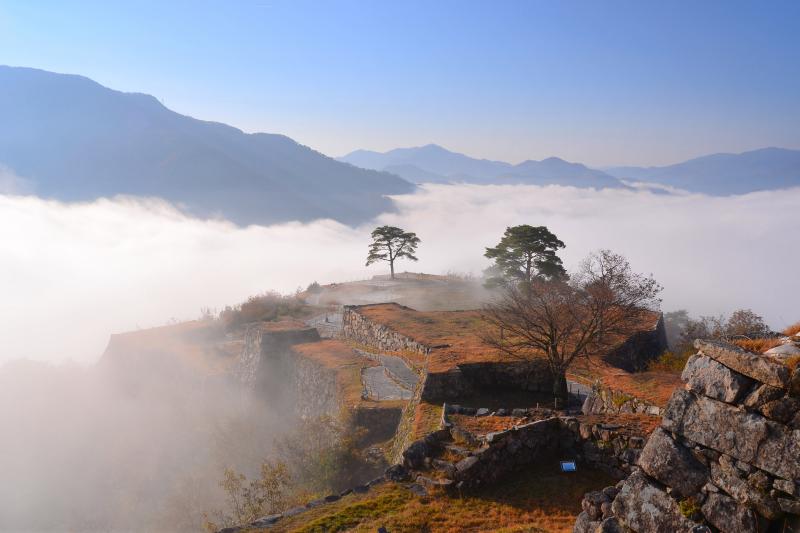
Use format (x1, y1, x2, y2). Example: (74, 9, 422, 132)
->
(1, 0, 799, 166)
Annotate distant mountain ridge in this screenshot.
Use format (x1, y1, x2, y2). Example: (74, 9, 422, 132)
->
(0, 66, 414, 225)
(340, 144, 800, 194)
(606, 147, 800, 194)
(339, 144, 621, 188)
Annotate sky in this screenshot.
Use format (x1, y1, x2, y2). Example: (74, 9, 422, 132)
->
(1, 0, 799, 166)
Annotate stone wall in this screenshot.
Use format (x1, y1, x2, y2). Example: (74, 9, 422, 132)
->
(575, 337, 800, 533)
(343, 305, 555, 402)
(235, 324, 321, 389)
(581, 383, 663, 417)
(604, 313, 669, 372)
(401, 409, 645, 492)
(342, 305, 430, 356)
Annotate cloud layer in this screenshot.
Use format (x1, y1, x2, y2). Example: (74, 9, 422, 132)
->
(1, 184, 798, 364)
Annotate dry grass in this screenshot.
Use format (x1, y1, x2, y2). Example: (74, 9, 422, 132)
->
(732, 337, 783, 353)
(268, 457, 614, 533)
(412, 402, 444, 440)
(569, 358, 681, 407)
(359, 304, 506, 372)
(450, 414, 525, 435)
(647, 351, 691, 373)
(783, 322, 800, 337)
(576, 413, 661, 437)
(103, 320, 236, 375)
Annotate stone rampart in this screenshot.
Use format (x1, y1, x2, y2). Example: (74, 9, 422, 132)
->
(581, 383, 663, 417)
(342, 305, 430, 356)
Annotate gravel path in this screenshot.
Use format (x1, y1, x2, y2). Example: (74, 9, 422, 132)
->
(362, 366, 414, 400)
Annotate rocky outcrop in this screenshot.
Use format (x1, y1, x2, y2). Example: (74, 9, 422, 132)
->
(577, 337, 800, 533)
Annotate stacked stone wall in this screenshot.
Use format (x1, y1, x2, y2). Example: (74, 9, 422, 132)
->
(604, 313, 669, 371)
(575, 337, 800, 533)
(342, 305, 430, 356)
(581, 383, 663, 417)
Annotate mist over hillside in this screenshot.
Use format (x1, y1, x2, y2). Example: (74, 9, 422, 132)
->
(0, 66, 414, 226)
(2, 183, 798, 367)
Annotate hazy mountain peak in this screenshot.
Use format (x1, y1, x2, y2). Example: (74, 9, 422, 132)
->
(605, 146, 800, 194)
(0, 66, 414, 225)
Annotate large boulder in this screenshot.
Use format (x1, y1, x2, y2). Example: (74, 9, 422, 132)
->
(611, 470, 702, 533)
(681, 354, 753, 403)
(701, 492, 762, 533)
(694, 340, 790, 389)
(709, 457, 782, 520)
(662, 389, 800, 480)
(662, 389, 767, 463)
(638, 428, 708, 498)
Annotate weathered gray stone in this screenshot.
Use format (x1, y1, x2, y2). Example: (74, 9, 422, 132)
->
(747, 469, 771, 492)
(766, 343, 800, 356)
(415, 475, 453, 488)
(710, 458, 782, 520)
(574, 511, 599, 533)
(594, 517, 627, 533)
(455, 455, 479, 475)
(638, 428, 708, 498)
(694, 339, 790, 389)
(251, 514, 282, 527)
(405, 483, 427, 496)
(611, 470, 702, 533)
(779, 497, 800, 515)
(582, 490, 609, 520)
(681, 354, 753, 403)
(662, 389, 800, 480)
(431, 459, 457, 478)
(790, 367, 800, 398)
(475, 407, 491, 417)
(701, 492, 760, 533)
(602, 486, 620, 500)
(743, 383, 785, 409)
(385, 463, 411, 482)
(662, 390, 768, 462)
(774, 479, 797, 496)
(760, 396, 800, 423)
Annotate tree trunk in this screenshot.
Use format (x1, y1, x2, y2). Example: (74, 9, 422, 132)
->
(552, 368, 568, 407)
(390, 259, 395, 279)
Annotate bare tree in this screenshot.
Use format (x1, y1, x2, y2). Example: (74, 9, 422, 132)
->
(482, 250, 662, 402)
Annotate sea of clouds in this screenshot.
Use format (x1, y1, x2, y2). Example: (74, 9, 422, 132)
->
(1, 183, 798, 365)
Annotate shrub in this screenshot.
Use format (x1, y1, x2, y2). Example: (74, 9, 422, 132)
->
(678, 497, 701, 519)
(306, 281, 323, 294)
(203, 461, 291, 532)
(783, 322, 800, 337)
(647, 351, 691, 372)
(219, 291, 307, 330)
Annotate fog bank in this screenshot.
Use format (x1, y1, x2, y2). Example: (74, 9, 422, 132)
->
(1, 184, 798, 364)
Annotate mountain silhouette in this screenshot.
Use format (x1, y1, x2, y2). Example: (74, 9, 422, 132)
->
(0, 66, 413, 225)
